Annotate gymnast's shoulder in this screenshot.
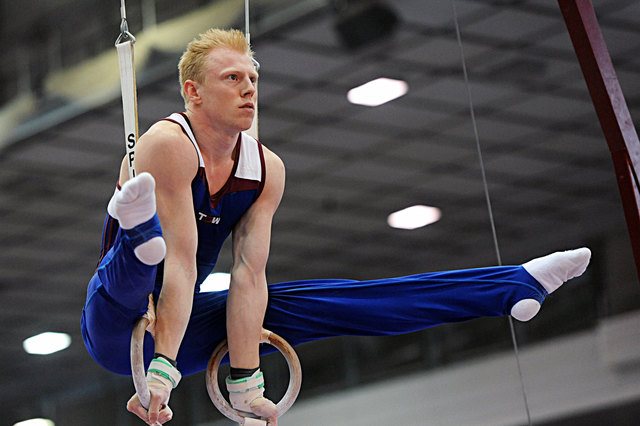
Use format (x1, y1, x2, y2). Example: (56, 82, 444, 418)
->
(136, 120, 199, 176)
(260, 143, 285, 188)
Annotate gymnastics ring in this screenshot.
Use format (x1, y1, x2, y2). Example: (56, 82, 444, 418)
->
(131, 315, 151, 409)
(206, 329, 302, 425)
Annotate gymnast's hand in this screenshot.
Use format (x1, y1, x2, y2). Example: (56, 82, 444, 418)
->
(126, 381, 173, 425)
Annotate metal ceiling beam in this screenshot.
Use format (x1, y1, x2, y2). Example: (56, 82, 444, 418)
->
(559, 0, 640, 281)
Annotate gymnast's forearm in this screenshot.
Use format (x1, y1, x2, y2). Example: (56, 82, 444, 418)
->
(154, 261, 197, 360)
(227, 261, 268, 368)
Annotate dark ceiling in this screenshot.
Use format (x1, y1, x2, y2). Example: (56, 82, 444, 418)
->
(1, 0, 640, 425)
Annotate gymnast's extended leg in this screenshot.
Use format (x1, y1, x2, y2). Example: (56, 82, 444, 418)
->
(260, 248, 592, 347)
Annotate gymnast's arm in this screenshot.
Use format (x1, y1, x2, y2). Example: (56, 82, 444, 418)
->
(226, 147, 285, 370)
(129, 121, 199, 424)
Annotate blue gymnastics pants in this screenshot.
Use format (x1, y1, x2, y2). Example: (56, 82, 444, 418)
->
(81, 217, 547, 377)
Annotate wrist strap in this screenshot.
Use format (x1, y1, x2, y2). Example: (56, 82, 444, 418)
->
(226, 369, 266, 411)
(147, 357, 182, 389)
(154, 352, 177, 368)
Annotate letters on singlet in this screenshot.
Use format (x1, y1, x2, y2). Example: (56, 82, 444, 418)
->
(197, 212, 221, 224)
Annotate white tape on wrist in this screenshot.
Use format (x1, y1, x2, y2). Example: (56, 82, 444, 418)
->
(226, 369, 266, 411)
(147, 357, 182, 389)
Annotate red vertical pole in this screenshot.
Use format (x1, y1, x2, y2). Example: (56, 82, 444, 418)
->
(558, 0, 640, 280)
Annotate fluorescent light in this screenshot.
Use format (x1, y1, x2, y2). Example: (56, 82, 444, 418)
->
(388, 205, 441, 230)
(201, 272, 231, 292)
(23, 332, 71, 355)
(347, 77, 408, 106)
(14, 419, 55, 426)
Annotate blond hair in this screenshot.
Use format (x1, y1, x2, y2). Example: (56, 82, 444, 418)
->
(178, 28, 254, 104)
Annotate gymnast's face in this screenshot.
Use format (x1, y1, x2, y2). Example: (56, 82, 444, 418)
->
(191, 47, 258, 134)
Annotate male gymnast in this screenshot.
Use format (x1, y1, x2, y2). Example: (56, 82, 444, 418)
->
(84, 28, 283, 425)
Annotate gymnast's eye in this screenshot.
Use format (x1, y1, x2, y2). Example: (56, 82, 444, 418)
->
(227, 74, 238, 81)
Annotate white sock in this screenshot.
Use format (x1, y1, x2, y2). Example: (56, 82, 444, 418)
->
(106, 172, 166, 265)
(510, 299, 541, 322)
(512, 247, 591, 322)
(134, 237, 166, 266)
(107, 172, 157, 230)
(522, 247, 591, 294)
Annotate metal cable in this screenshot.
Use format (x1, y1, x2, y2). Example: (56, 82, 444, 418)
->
(245, 0, 251, 44)
(116, 0, 136, 45)
(450, 1, 532, 424)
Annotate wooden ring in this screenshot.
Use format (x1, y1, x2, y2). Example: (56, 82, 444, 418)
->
(131, 316, 151, 409)
(205, 329, 302, 424)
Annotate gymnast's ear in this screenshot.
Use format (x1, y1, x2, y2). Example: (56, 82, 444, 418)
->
(184, 80, 202, 105)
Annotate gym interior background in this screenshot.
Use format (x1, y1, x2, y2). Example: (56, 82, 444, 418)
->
(1, 0, 639, 424)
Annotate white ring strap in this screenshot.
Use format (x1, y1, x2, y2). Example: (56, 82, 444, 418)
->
(116, 39, 138, 179)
